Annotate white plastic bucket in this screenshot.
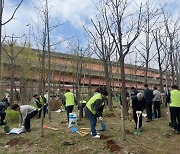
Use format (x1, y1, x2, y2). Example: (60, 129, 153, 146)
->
(69, 113, 77, 128)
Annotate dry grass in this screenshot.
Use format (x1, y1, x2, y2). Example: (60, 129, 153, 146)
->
(0, 106, 179, 154)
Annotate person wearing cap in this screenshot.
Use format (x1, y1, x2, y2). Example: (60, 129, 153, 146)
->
(62, 89, 76, 122)
(11, 104, 38, 132)
(167, 85, 180, 133)
(84, 89, 108, 139)
(132, 93, 146, 130)
(33, 94, 47, 119)
(0, 98, 10, 125)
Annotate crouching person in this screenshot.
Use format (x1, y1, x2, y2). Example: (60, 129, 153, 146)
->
(84, 89, 108, 139)
(132, 93, 146, 131)
(11, 104, 38, 132)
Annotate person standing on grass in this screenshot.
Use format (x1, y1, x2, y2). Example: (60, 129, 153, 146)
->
(11, 104, 38, 132)
(144, 84, 154, 122)
(130, 87, 139, 99)
(0, 99, 10, 125)
(167, 85, 180, 134)
(79, 99, 87, 118)
(84, 89, 108, 139)
(33, 94, 47, 119)
(153, 86, 161, 119)
(62, 89, 76, 123)
(132, 93, 146, 131)
(44, 90, 49, 114)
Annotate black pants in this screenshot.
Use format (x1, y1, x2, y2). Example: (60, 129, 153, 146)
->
(66, 105, 74, 122)
(79, 103, 86, 118)
(170, 107, 180, 131)
(37, 104, 47, 118)
(146, 101, 152, 120)
(153, 101, 161, 118)
(0, 111, 6, 122)
(24, 110, 38, 130)
(133, 112, 142, 128)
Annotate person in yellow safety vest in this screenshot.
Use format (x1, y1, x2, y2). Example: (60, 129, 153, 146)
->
(33, 94, 47, 119)
(84, 89, 108, 139)
(167, 85, 180, 134)
(79, 99, 87, 118)
(62, 89, 76, 122)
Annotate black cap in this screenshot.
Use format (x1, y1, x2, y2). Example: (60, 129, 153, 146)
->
(100, 89, 108, 96)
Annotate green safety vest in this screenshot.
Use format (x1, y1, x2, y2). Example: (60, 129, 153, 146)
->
(170, 90, 180, 107)
(86, 93, 103, 115)
(38, 96, 44, 105)
(64, 92, 75, 107)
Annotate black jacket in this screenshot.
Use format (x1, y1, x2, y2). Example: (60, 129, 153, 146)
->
(132, 96, 146, 114)
(144, 88, 154, 102)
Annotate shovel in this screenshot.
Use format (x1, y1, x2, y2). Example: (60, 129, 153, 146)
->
(43, 124, 58, 131)
(134, 111, 142, 135)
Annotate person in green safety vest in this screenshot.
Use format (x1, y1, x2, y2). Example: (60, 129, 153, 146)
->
(33, 94, 47, 119)
(62, 89, 76, 123)
(84, 89, 108, 139)
(167, 85, 180, 134)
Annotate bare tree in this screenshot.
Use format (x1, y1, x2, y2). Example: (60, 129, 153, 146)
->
(2, 34, 26, 105)
(84, 11, 115, 111)
(152, 28, 168, 92)
(162, 8, 180, 84)
(102, 0, 144, 140)
(136, 0, 161, 84)
(0, 0, 24, 96)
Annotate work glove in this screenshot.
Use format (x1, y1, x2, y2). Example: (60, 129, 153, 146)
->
(136, 111, 142, 114)
(98, 116, 103, 121)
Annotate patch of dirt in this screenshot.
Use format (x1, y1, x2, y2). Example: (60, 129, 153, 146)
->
(77, 122, 85, 126)
(100, 135, 110, 140)
(77, 147, 90, 154)
(106, 139, 123, 152)
(126, 129, 133, 135)
(7, 137, 29, 146)
(62, 139, 75, 146)
(61, 121, 67, 124)
(105, 113, 116, 117)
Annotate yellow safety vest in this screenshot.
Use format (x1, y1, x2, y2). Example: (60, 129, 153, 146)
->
(170, 90, 180, 107)
(64, 92, 75, 107)
(86, 93, 103, 114)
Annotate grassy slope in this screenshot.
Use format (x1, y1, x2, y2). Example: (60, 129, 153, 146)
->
(0, 106, 179, 154)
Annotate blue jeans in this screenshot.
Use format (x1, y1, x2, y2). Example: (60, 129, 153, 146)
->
(85, 107, 97, 136)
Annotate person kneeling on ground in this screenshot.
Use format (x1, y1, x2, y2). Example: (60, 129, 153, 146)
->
(0, 99, 10, 125)
(11, 104, 38, 132)
(132, 93, 146, 131)
(84, 89, 108, 139)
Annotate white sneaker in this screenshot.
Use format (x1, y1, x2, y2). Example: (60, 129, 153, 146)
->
(91, 134, 100, 139)
(90, 132, 100, 135)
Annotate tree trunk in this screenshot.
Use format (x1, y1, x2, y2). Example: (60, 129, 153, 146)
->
(119, 58, 128, 116)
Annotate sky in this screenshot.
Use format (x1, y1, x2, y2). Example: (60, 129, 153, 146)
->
(2, 0, 180, 68)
